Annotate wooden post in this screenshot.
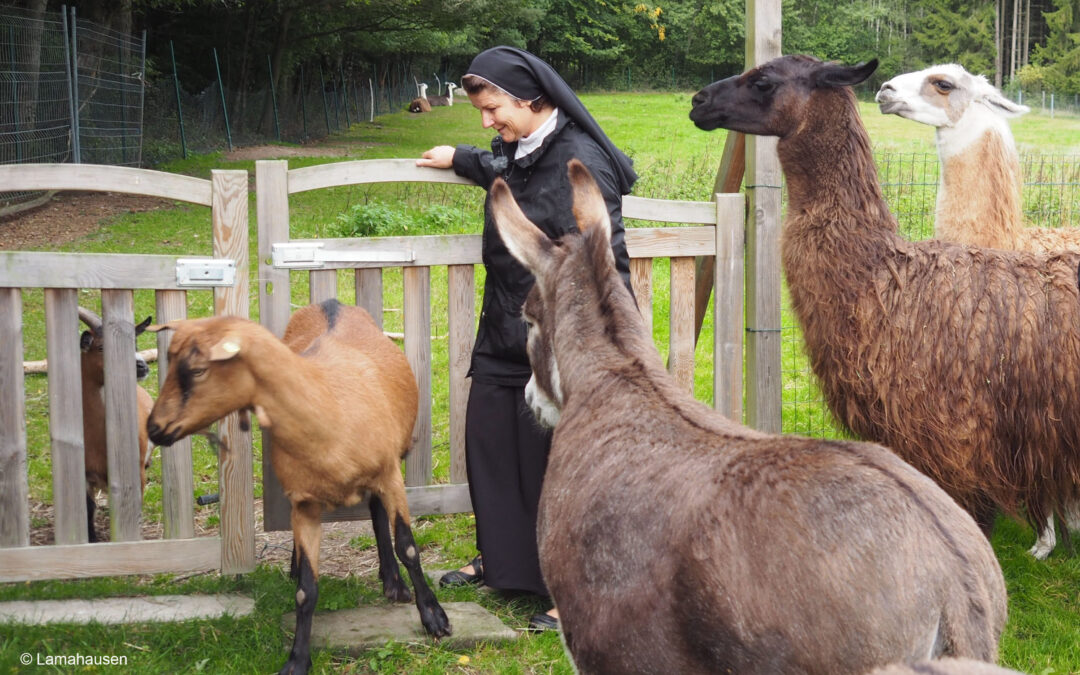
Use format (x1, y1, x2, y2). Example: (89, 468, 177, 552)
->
(255, 160, 291, 533)
(630, 258, 653, 336)
(403, 266, 432, 487)
(309, 269, 337, 302)
(212, 169, 254, 573)
(669, 257, 695, 393)
(744, 0, 783, 433)
(44, 289, 88, 545)
(355, 269, 384, 330)
(0, 288, 29, 548)
(101, 289, 143, 542)
(714, 194, 745, 422)
(694, 132, 746, 341)
(155, 289, 195, 540)
(447, 265, 474, 484)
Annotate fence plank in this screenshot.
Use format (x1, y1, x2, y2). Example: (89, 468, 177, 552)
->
(447, 265, 474, 484)
(403, 266, 432, 487)
(0, 288, 29, 548)
(256, 161, 292, 534)
(715, 196, 745, 422)
(0, 538, 220, 583)
(0, 251, 216, 289)
(322, 483, 472, 523)
(212, 169, 254, 574)
(623, 195, 719, 224)
(630, 258, 653, 337)
(101, 290, 143, 542)
(309, 269, 337, 303)
(355, 269, 384, 330)
(669, 258, 695, 393)
(0, 164, 212, 206)
(286, 159, 477, 194)
(44, 289, 88, 545)
(155, 290, 195, 540)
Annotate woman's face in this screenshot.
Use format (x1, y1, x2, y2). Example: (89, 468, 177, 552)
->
(468, 88, 545, 143)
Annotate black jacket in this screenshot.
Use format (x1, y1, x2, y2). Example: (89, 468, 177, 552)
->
(453, 113, 633, 386)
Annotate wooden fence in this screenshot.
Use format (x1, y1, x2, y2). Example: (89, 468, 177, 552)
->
(255, 159, 745, 531)
(0, 164, 253, 581)
(0, 159, 745, 581)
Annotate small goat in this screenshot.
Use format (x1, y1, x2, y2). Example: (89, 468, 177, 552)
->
(409, 83, 431, 113)
(492, 159, 1006, 674)
(146, 300, 450, 675)
(78, 306, 154, 543)
(690, 54, 1080, 557)
(877, 64, 1080, 559)
(427, 82, 456, 107)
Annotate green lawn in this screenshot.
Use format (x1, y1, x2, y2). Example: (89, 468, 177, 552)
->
(4, 91, 1080, 674)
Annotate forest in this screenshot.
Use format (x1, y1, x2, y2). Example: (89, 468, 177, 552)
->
(8, 0, 1080, 135)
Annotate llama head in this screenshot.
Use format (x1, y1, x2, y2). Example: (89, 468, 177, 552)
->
(876, 64, 1029, 128)
(490, 159, 615, 427)
(689, 54, 878, 137)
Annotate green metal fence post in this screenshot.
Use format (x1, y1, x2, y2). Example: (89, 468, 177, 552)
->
(212, 47, 233, 151)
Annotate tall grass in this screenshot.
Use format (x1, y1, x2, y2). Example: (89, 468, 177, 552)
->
(4, 93, 1080, 674)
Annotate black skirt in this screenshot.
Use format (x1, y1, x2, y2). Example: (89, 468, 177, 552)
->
(464, 380, 552, 596)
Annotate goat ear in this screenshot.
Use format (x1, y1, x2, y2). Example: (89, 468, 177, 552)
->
(816, 59, 878, 89)
(134, 316, 153, 335)
(208, 334, 244, 361)
(568, 159, 612, 243)
(490, 176, 551, 273)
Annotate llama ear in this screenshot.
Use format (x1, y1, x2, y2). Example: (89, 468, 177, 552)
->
(817, 59, 879, 89)
(490, 177, 552, 274)
(567, 159, 612, 243)
(983, 90, 1029, 118)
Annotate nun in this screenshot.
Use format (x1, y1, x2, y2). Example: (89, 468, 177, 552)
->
(417, 46, 636, 631)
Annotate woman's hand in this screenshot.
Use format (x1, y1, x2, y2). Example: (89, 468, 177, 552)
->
(417, 145, 455, 169)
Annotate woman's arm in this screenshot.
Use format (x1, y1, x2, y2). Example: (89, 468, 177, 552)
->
(417, 144, 498, 189)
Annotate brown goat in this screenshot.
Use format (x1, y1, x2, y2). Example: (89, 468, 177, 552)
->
(491, 159, 1006, 674)
(690, 54, 1080, 547)
(145, 300, 450, 675)
(78, 307, 154, 543)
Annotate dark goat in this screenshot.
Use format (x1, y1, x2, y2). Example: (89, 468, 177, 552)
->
(78, 307, 154, 542)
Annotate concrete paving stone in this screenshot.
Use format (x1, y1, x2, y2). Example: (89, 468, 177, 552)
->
(281, 601, 519, 652)
(0, 594, 255, 625)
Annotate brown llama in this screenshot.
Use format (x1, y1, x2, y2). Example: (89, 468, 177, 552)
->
(490, 158, 1006, 674)
(690, 54, 1080, 553)
(877, 64, 1080, 559)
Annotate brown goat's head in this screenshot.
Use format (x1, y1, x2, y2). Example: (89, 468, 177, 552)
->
(689, 54, 878, 137)
(79, 306, 152, 385)
(145, 316, 258, 447)
(491, 158, 615, 427)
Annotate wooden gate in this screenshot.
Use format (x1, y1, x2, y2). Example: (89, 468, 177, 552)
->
(0, 164, 254, 581)
(255, 158, 745, 531)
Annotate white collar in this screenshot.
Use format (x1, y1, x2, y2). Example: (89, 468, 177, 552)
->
(515, 108, 559, 159)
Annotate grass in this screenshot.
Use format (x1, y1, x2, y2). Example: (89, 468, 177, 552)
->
(5, 91, 1080, 673)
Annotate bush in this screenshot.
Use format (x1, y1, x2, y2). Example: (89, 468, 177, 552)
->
(331, 201, 474, 237)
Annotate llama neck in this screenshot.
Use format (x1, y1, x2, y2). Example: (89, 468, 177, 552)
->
(777, 89, 893, 230)
(935, 124, 1023, 248)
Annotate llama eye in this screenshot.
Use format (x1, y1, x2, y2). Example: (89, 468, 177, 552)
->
(933, 80, 954, 93)
(752, 79, 775, 94)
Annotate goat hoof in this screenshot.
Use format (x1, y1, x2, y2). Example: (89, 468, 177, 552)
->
(277, 656, 310, 675)
(383, 583, 412, 603)
(420, 604, 452, 638)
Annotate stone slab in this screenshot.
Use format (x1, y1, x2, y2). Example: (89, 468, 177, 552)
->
(281, 601, 518, 652)
(0, 594, 255, 625)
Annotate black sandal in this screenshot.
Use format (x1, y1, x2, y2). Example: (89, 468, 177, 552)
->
(440, 555, 483, 587)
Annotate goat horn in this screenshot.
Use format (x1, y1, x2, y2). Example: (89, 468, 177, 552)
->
(78, 306, 102, 331)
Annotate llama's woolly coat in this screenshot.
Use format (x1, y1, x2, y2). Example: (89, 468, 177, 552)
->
(779, 65, 1080, 528)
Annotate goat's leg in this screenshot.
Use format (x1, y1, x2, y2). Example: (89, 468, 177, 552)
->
(85, 492, 99, 543)
(384, 495, 451, 638)
(279, 501, 322, 675)
(369, 494, 411, 602)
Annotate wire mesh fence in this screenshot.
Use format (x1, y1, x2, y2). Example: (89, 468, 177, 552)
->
(781, 151, 1080, 439)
